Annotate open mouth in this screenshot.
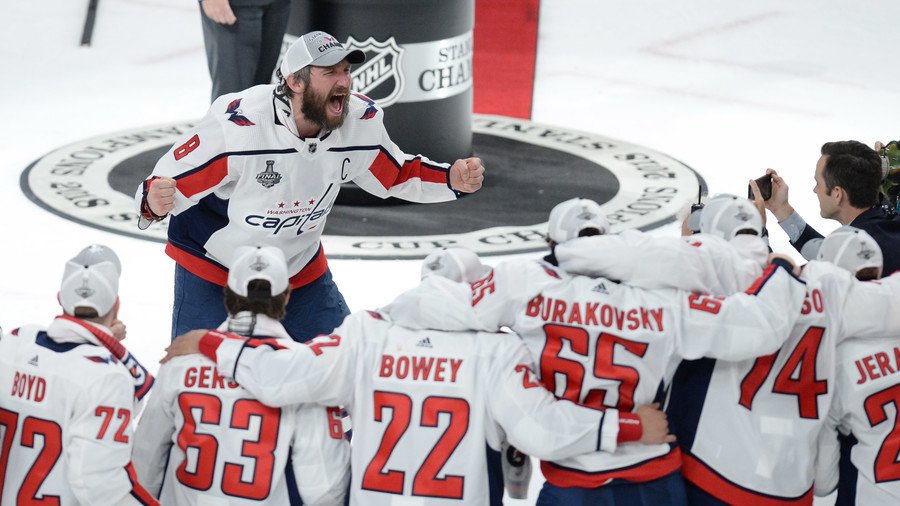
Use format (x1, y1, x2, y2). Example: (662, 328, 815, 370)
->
(328, 93, 346, 116)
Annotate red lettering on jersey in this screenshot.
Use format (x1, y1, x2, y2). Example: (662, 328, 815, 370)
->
(567, 303, 583, 325)
(380, 354, 395, 377)
(379, 354, 463, 383)
(585, 303, 599, 325)
(626, 309, 639, 330)
(551, 299, 567, 322)
(183, 366, 239, 389)
(10, 372, 46, 403)
(854, 349, 900, 384)
(434, 358, 447, 382)
(449, 359, 462, 382)
(526, 295, 543, 317)
(412, 356, 435, 380)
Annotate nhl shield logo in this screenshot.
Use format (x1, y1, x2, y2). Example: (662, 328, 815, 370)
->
(256, 160, 282, 188)
(345, 36, 405, 107)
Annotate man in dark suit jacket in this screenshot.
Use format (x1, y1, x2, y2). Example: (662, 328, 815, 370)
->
(764, 140, 900, 275)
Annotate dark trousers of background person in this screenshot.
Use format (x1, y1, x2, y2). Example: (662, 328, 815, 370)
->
(536, 471, 688, 506)
(171, 264, 350, 343)
(200, 0, 291, 102)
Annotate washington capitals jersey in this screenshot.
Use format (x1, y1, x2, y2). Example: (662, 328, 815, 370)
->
(0, 318, 157, 505)
(135, 85, 456, 288)
(132, 314, 349, 505)
(388, 256, 807, 489)
(194, 298, 627, 505)
(817, 332, 900, 504)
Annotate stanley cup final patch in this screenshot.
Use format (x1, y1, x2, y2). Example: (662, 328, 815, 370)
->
(256, 160, 282, 188)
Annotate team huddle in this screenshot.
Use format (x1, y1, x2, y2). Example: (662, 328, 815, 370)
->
(2, 191, 899, 505)
(3, 28, 900, 506)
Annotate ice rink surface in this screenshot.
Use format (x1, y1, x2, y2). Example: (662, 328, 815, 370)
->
(3, 1, 899, 503)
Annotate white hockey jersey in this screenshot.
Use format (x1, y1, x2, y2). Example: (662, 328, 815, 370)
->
(555, 230, 768, 295)
(0, 317, 158, 505)
(816, 335, 900, 505)
(135, 85, 457, 288)
(132, 313, 349, 505)
(388, 256, 807, 488)
(555, 232, 900, 502)
(192, 288, 629, 505)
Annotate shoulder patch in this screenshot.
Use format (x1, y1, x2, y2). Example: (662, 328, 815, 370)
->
(366, 310, 385, 320)
(353, 93, 379, 120)
(226, 98, 255, 126)
(85, 354, 117, 365)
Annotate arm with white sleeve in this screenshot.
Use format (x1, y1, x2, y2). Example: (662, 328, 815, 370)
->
(349, 101, 459, 203)
(485, 335, 635, 460)
(556, 230, 767, 295)
(385, 259, 563, 332)
(674, 258, 807, 361)
(67, 370, 159, 505)
(289, 405, 351, 506)
(133, 112, 236, 226)
(195, 319, 361, 407)
(131, 364, 179, 498)
(814, 396, 843, 496)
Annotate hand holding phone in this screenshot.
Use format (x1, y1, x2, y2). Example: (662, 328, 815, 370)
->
(749, 174, 773, 201)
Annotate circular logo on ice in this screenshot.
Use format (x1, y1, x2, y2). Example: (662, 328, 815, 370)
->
(20, 115, 705, 259)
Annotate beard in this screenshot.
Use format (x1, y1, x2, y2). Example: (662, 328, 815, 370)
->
(300, 84, 350, 133)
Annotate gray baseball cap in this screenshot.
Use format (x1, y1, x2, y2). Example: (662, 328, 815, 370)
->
(280, 31, 366, 78)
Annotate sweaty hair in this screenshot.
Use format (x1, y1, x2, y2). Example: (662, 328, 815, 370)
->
(224, 280, 289, 320)
(276, 67, 312, 99)
(820, 141, 883, 208)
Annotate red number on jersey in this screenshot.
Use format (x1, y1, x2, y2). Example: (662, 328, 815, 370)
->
(95, 406, 131, 443)
(738, 326, 827, 419)
(177, 393, 221, 491)
(176, 393, 283, 498)
(413, 397, 469, 499)
(540, 324, 647, 411)
(362, 392, 470, 499)
(173, 134, 200, 160)
(308, 334, 341, 356)
(0, 408, 63, 505)
(864, 384, 900, 482)
(0, 408, 19, 498)
(363, 392, 411, 494)
(514, 364, 542, 389)
(326, 406, 344, 439)
(221, 399, 280, 499)
(687, 294, 724, 314)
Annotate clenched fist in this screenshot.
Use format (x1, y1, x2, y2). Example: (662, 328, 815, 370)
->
(449, 157, 485, 193)
(147, 176, 177, 217)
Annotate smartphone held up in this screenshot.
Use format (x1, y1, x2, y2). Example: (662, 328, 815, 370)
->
(749, 174, 773, 201)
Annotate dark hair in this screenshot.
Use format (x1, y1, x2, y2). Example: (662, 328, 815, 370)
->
(856, 266, 881, 281)
(820, 141, 882, 208)
(224, 280, 289, 320)
(73, 307, 100, 319)
(276, 67, 312, 99)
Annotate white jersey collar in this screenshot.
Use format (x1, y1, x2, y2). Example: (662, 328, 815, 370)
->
(47, 316, 113, 347)
(219, 312, 291, 340)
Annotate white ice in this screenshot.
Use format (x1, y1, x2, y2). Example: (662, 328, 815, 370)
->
(4, 0, 898, 504)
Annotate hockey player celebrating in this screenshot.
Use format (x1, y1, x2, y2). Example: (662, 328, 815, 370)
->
(135, 30, 485, 343)
(386, 197, 809, 505)
(815, 228, 900, 505)
(0, 246, 157, 505)
(160, 265, 677, 505)
(132, 245, 350, 505)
